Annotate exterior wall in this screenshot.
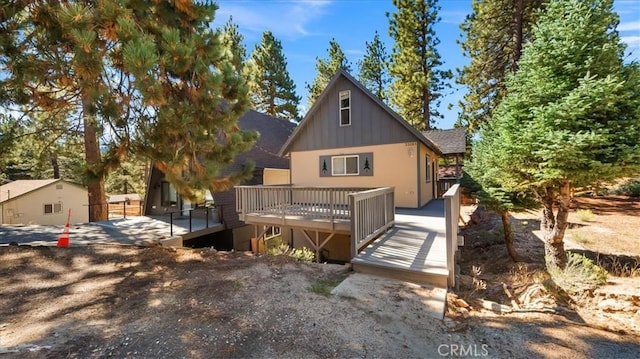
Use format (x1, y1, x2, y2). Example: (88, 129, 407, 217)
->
(286, 76, 416, 153)
(419, 143, 439, 206)
(263, 168, 291, 185)
(1, 183, 88, 225)
(291, 142, 420, 208)
(145, 168, 181, 216)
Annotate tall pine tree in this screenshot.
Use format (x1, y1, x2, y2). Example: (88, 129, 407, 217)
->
(219, 16, 247, 72)
(246, 31, 300, 122)
(457, 0, 545, 132)
(306, 39, 351, 106)
(358, 31, 391, 102)
(473, 0, 640, 268)
(0, 1, 256, 221)
(387, 0, 452, 130)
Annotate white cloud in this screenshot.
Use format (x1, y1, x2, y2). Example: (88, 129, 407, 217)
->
(618, 20, 640, 32)
(215, 0, 332, 40)
(621, 35, 640, 47)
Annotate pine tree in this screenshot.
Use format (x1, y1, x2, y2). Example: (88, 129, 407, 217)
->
(306, 39, 351, 106)
(387, 0, 452, 130)
(457, 0, 545, 132)
(358, 31, 390, 102)
(246, 31, 301, 122)
(0, 1, 256, 221)
(473, 0, 640, 268)
(219, 16, 247, 72)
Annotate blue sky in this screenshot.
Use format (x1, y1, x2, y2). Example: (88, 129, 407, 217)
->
(213, 0, 640, 129)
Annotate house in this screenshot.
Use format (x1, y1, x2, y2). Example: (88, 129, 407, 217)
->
(0, 179, 88, 225)
(422, 128, 467, 196)
(107, 193, 143, 217)
(144, 110, 296, 248)
(236, 69, 449, 262)
(279, 69, 443, 208)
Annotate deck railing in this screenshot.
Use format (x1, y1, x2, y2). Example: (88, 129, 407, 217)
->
(349, 187, 395, 258)
(443, 184, 461, 287)
(235, 185, 371, 223)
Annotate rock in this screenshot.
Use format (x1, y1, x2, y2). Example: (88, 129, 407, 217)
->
(597, 298, 635, 312)
(480, 299, 513, 314)
(454, 298, 470, 308)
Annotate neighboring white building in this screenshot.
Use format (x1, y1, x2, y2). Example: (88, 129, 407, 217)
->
(0, 179, 88, 225)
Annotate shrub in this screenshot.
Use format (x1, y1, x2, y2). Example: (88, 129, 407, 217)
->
(548, 252, 608, 292)
(265, 236, 315, 262)
(616, 178, 640, 197)
(575, 209, 595, 222)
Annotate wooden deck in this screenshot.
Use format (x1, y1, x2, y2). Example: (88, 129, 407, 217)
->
(351, 200, 450, 287)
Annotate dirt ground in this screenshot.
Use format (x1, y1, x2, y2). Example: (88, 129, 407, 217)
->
(1, 195, 639, 358)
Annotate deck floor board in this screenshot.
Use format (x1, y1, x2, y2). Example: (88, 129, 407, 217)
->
(352, 200, 449, 283)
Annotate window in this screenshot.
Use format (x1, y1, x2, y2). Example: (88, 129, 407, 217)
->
(161, 181, 178, 206)
(425, 155, 432, 183)
(44, 202, 62, 215)
(332, 155, 359, 176)
(339, 90, 351, 126)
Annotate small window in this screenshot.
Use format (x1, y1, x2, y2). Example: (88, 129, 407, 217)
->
(161, 181, 178, 206)
(339, 90, 351, 126)
(425, 155, 431, 183)
(44, 202, 63, 214)
(332, 155, 359, 176)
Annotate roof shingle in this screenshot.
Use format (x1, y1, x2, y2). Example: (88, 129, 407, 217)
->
(422, 128, 467, 155)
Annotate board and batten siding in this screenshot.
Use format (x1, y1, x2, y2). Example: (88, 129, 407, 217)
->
(286, 76, 416, 153)
(291, 143, 423, 208)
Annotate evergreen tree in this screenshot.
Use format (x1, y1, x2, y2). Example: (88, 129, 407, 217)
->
(0, 1, 256, 221)
(358, 31, 391, 102)
(387, 0, 452, 130)
(219, 16, 247, 72)
(246, 31, 301, 121)
(474, 0, 640, 268)
(306, 39, 351, 106)
(457, 0, 545, 132)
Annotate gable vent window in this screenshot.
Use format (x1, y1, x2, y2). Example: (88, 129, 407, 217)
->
(332, 155, 359, 176)
(339, 90, 351, 126)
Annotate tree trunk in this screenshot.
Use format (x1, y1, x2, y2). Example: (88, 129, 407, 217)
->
(50, 152, 60, 179)
(540, 190, 555, 231)
(83, 113, 107, 222)
(512, 0, 524, 70)
(423, 90, 431, 130)
(543, 181, 570, 269)
(501, 210, 520, 262)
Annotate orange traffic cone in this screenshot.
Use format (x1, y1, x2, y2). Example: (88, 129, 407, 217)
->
(57, 209, 72, 248)
(57, 225, 69, 248)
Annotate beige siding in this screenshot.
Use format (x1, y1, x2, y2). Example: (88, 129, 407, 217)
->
(263, 168, 291, 185)
(1, 183, 88, 225)
(419, 143, 439, 206)
(291, 142, 420, 208)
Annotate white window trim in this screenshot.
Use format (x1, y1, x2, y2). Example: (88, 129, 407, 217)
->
(44, 202, 63, 215)
(339, 90, 351, 127)
(332, 155, 359, 176)
(426, 155, 432, 183)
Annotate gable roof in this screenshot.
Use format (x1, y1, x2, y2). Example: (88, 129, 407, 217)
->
(422, 128, 467, 155)
(0, 179, 82, 203)
(279, 69, 442, 156)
